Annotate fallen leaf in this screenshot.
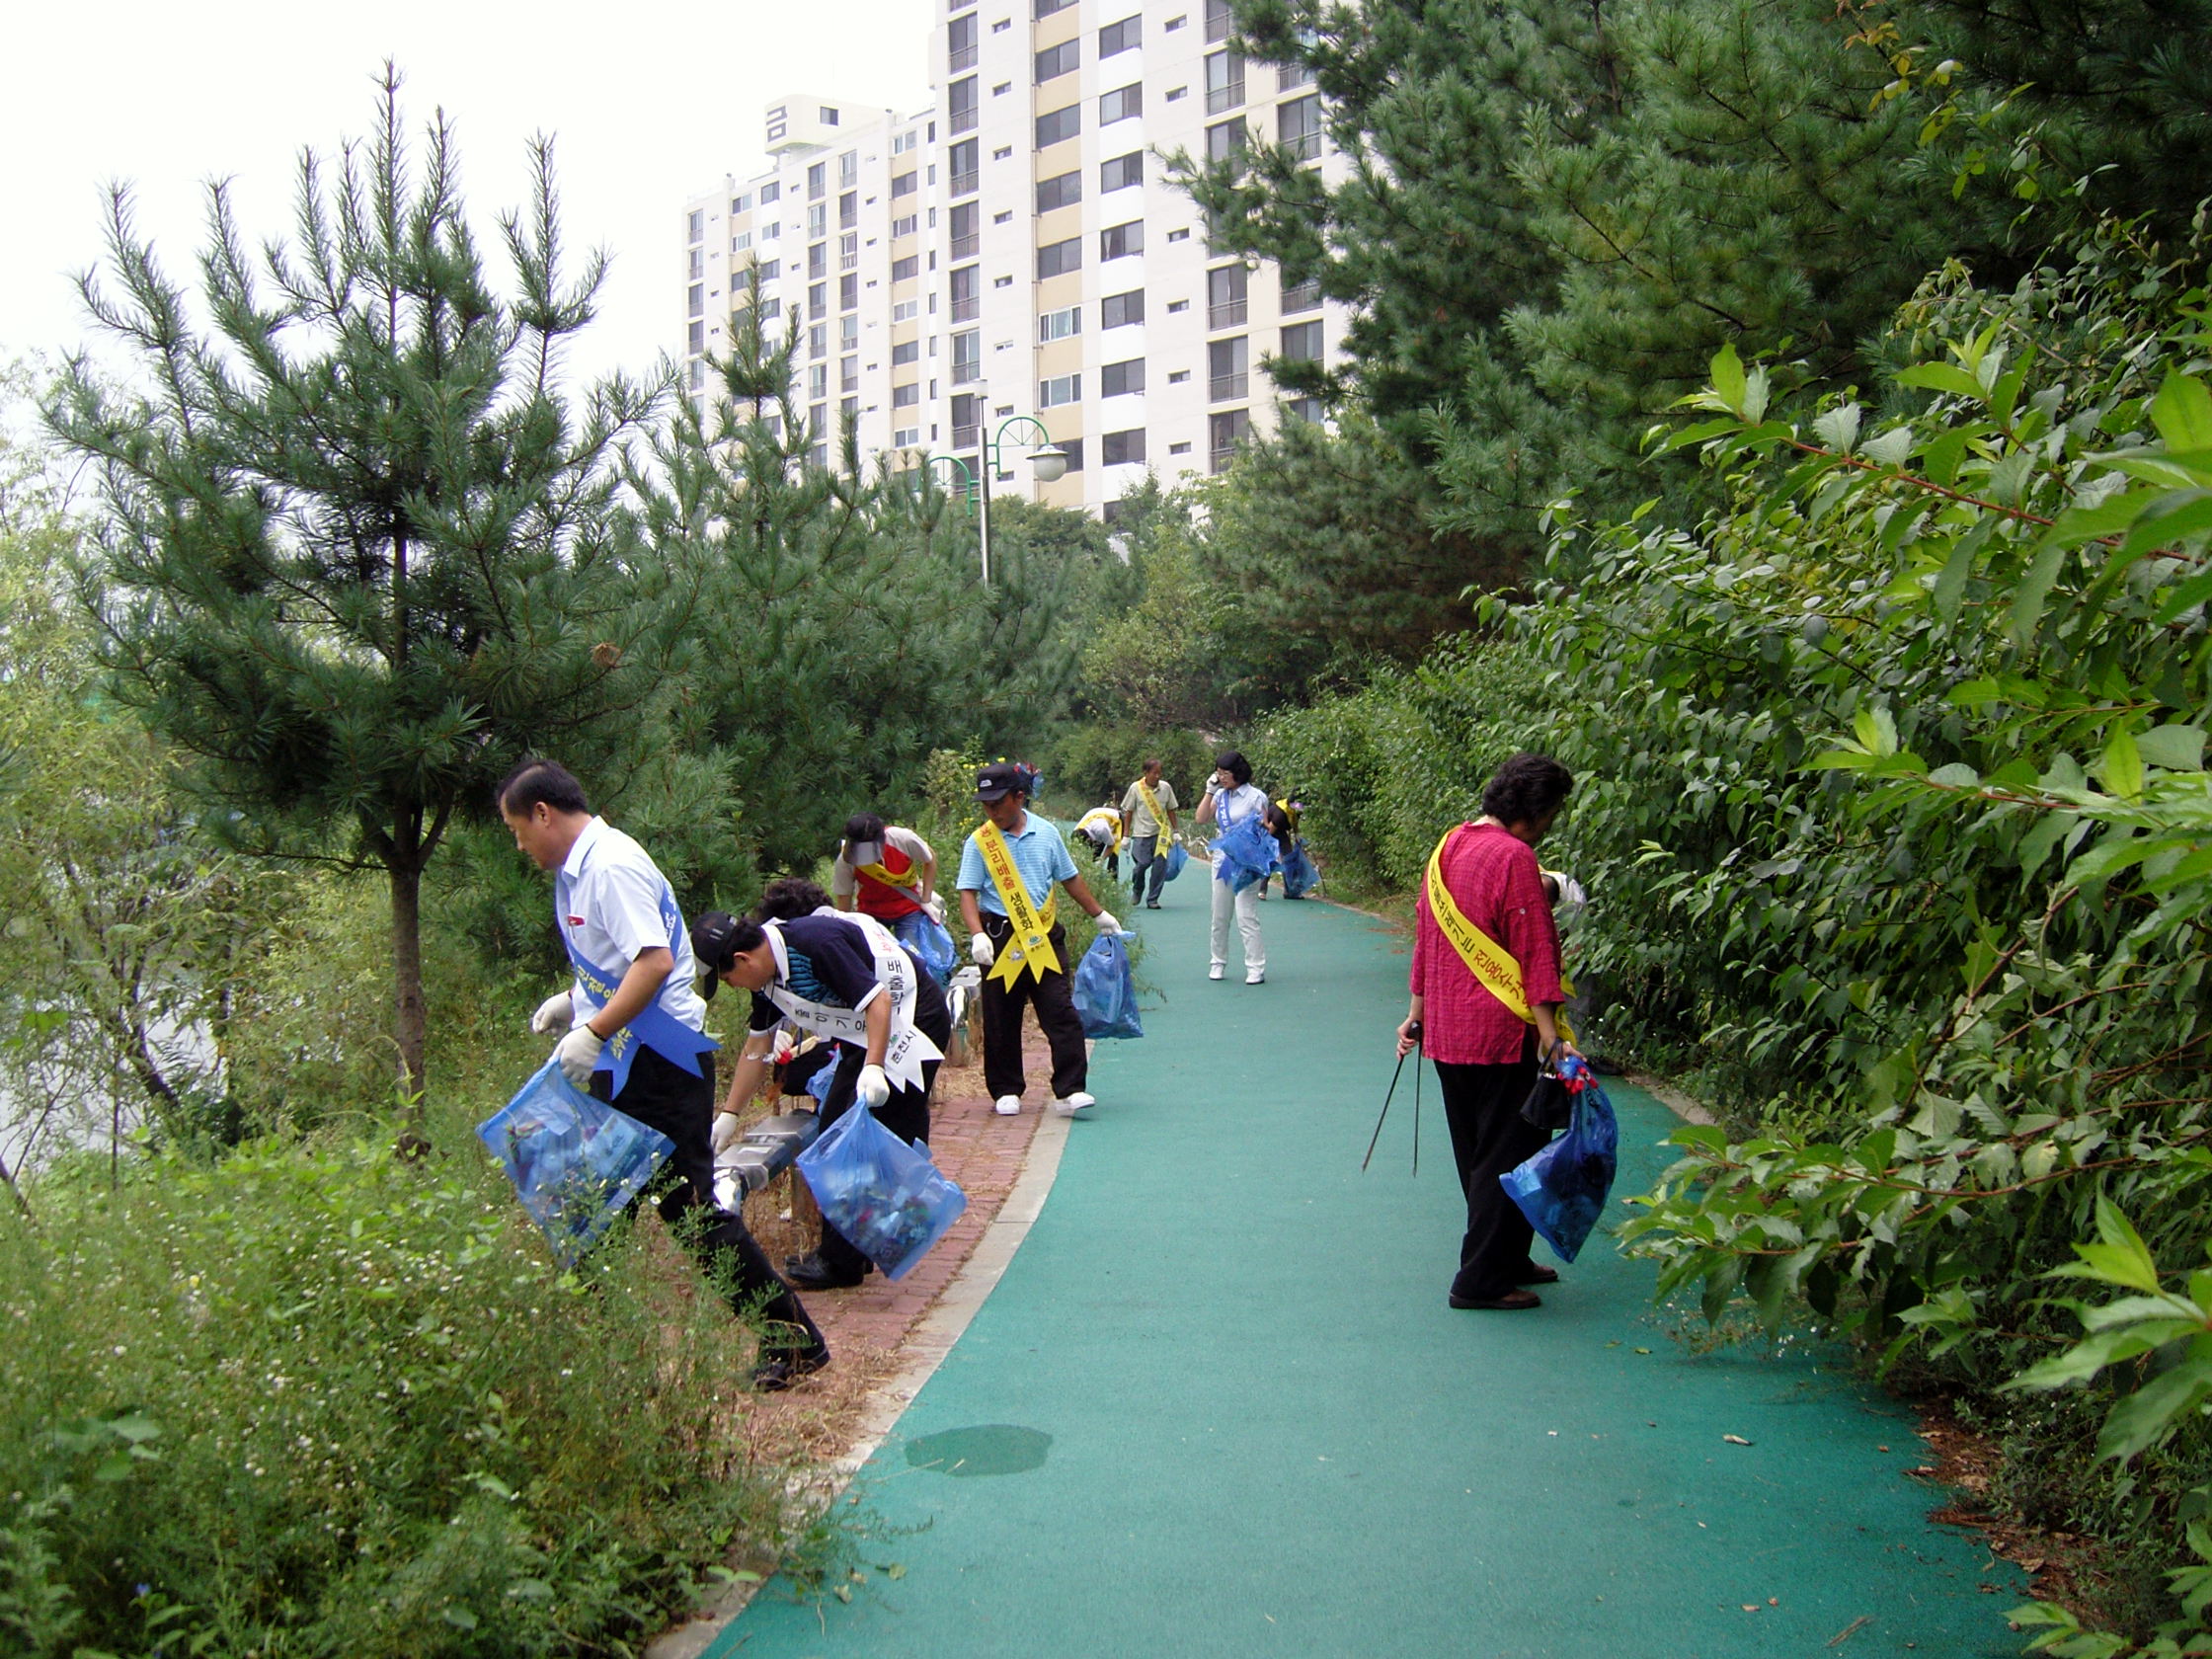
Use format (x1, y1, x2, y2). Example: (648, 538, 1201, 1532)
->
(1723, 1434, 1754, 1447)
(1742, 1604, 1761, 1612)
(2018, 1557, 2045, 1574)
(1877, 1445, 1890, 1453)
(886, 1563, 908, 1580)
(1768, 1598, 1778, 1606)
(834, 1585, 852, 1604)
(1634, 1346, 1652, 1355)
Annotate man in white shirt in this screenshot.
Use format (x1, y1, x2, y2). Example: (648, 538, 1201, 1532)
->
(1119, 759, 1181, 909)
(501, 758, 828, 1391)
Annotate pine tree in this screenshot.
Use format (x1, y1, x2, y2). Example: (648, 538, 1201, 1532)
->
(46, 68, 649, 1138)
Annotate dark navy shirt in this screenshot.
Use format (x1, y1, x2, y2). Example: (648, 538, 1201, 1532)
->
(748, 914, 887, 1034)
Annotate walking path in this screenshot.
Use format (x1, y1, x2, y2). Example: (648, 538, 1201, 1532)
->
(705, 891, 2022, 1657)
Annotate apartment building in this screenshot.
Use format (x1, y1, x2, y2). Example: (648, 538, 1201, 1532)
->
(678, 0, 1348, 518)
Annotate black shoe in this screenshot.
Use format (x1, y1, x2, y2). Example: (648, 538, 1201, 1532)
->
(1516, 1265, 1560, 1286)
(783, 1252, 866, 1290)
(1145, 901, 1161, 909)
(751, 1341, 831, 1391)
(1450, 1288, 1542, 1310)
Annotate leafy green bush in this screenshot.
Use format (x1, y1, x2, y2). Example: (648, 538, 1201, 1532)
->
(1040, 722, 1215, 813)
(0, 1127, 786, 1656)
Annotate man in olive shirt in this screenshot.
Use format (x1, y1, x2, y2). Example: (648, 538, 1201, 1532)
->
(1119, 758, 1181, 910)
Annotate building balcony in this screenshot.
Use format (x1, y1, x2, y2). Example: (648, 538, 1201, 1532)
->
(1208, 299, 1247, 330)
(952, 170, 979, 198)
(952, 232, 979, 260)
(1210, 371, 1248, 402)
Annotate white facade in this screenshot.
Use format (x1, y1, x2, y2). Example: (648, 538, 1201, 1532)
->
(678, 2, 1349, 518)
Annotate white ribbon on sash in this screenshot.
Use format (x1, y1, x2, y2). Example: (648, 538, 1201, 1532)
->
(764, 908, 944, 1092)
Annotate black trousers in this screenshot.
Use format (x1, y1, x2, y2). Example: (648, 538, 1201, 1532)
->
(978, 913, 1088, 1100)
(596, 1045, 824, 1356)
(1434, 1032, 1549, 1301)
(809, 971, 954, 1279)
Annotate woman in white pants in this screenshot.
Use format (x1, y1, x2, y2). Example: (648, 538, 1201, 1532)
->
(1197, 750, 1271, 985)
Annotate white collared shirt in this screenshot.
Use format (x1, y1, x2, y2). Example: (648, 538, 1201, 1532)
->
(558, 817, 708, 1033)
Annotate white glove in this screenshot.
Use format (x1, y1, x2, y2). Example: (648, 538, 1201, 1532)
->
(924, 893, 947, 925)
(856, 1064, 891, 1110)
(1094, 910, 1122, 936)
(712, 1111, 743, 1153)
(555, 1023, 604, 1087)
(530, 990, 577, 1035)
(770, 1028, 798, 1066)
(971, 931, 995, 968)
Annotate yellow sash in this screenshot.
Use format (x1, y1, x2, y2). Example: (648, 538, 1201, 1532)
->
(975, 820, 1062, 987)
(856, 856, 923, 894)
(1425, 829, 1574, 1041)
(1136, 779, 1171, 835)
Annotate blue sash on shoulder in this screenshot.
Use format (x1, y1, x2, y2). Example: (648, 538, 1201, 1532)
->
(555, 868, 720, 1097)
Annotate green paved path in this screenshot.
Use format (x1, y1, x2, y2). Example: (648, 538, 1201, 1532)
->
(711, 892, 2019, 1657)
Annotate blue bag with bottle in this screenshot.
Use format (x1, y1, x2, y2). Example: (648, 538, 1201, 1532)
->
(1211, 811, 1279, 895)
(893, 908, 958, 984)
(477, 1062, 675, 1267)
(796, 1102, 968, 1281)
(1499, 1057, 1620, 1262)
(1163, 840, 1189, 882)
(1282, 837, 1319, 899)
(1072, 932, 1144, 1039)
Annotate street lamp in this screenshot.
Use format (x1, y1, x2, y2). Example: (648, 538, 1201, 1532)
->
(918, 403, 1066, 585)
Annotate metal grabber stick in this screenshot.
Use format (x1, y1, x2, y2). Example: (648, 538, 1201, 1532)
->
(1362, 1021, 1422, 1172)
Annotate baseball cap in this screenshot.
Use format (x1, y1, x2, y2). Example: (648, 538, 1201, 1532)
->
(690, 909, 741, 1000)
(974, 761, 1029, 803)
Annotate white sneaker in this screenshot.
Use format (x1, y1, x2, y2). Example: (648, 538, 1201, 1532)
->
(1246, 968, 1266, 985)
(1052, 1092, 1096, 1118)
(1209, 964, 1225, 981)
(993, 1094, 1021, 1116)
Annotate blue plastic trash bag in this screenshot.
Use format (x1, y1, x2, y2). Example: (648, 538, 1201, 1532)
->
(1163, 840, 1189, 882)
(1499, 1057, 1620, 1262)
(796, 1103, 968, 1281)
(1282, 837, 1318, 899)
(1211, 812, 1279, 895)
(477, 1062, 675, 1266)
(893, 908, 958, 984)
(1072, 932, 1144, 1039)
(806, 1053, 840, 1106)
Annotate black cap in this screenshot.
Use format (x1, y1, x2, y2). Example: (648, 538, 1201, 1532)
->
(690, 909, 741, 1000)
(974, 761, 1029, 803)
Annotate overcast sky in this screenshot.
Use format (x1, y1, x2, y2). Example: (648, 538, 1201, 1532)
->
(4, 0, 934, 393)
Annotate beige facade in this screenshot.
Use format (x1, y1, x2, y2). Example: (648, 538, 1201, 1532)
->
(679, 1, 1349, 519)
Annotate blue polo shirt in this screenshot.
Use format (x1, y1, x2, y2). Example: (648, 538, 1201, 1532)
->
(958, 813, 1079, 918)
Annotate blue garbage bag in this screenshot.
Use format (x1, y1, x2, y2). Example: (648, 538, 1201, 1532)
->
(1211, 812, 1279, 895)
(797, 1102, 968, 1281)
(806, 1051, 840, 1106)
(1499, 1058, 1620, 1262)
(1072, 932, 1144, 1039)
(1163, 840, 1189, 882)
(893, 908, 958, 983)
(1282, 837, 1318, 899)
(477, 1062, 675, 1266)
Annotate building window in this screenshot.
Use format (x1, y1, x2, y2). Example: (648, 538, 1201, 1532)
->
(1100, 83, 1143, 123)
(1205, 50, 1244, 113)
(760, 220, 780, 240)
(950, 139, 980, 196)
(1208, 263, 1248, 329)
(839, 231, 859, 270)
(1101, 357, 1146, 397)
(1207, 118, 1248, 163)
(760, 182, 781, 204)
(809, 280, 828, 315)
(839, 274, 859, 311)
(1279, 52, 1316, 90)
(809, 243, 827, 279)
(951, 200, 981, 259)
(1210, 336, 1249, 402)
(688, 247, 704, 280)
(1037, 235, 1083, 278)
(1280, 94, 1322, 161)
(895, 425, 921, 447)
(838, 191, 858, 230)
(1170, 438, 1192, 453)
(893, 213, 918, 238)
(949, 76, 979, 134)
(1039, 304, 1082, 342)
(952, 391, 983, 449)
(894, 381, 921, 408)
(1056, 436, 1085, 472)
(839, 150, 858, 186)
(809, 363, 829, 399)
(893, 254, 920, 281)
(1280, 319, 1323, 362)
(822, 106, 841, 125)
(809, 202, 829, 239)
(1210, 407, 1249, 471)
(893, 298, 919, 322)
(1039, 372, 1082, 408)
(953, 331, 982, 383)
(734, 193, 752, 212)
(840, 356, 860, 393)
(810, 323, 829, 358)
(688, 282, 705, 317)
(1204, 0, 1231, 41)
(1101, 151, 1144, 193)
(893, 170, 918, 198)
(687, 209, 704, 243)
(949, 11, 978, 69)
(1036, 40, 1079, 81)
(840, 314, 859, 348)
(1036, 103, 1081, 148)
(1102, 428, 1146, 465)
(1099, 13, 1141, 54)
(1285, 395, 1322, 424)
(1100, 220, 1145, 261)
(688, 320, 705, 354)
(1282, 275, 1322, 313)
(808, 162, 827, 200)
(1102, 289, 1146, 328)
(733, 231, 752, 252)
(1037, 169, 1083, 213)
(951, 264, 980, 321)
(1036, 0, 1075, 15)
(894, 339, 921, 365)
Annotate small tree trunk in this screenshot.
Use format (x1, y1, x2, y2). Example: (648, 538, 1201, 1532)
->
(390, 858, 431, 1158)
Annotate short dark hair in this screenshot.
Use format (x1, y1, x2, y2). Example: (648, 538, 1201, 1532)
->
(843, 812, 886, 844)
(1214, 750, 1251, 787)
(754, 876, 832, 921)
(497, 758, 590, 817)
(1142, 756, 1161, 772)
(1480, 752, 1574, 828)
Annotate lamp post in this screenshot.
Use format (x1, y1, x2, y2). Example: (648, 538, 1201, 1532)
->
(913, 411, 1066, 584)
